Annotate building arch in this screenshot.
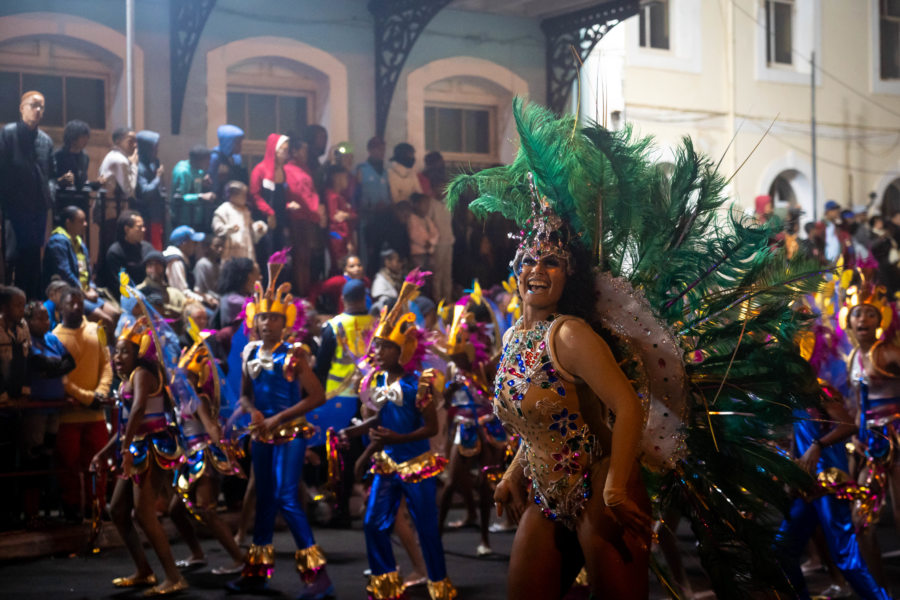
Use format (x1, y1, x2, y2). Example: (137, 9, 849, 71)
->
(0, 11, 145, 132)
(206, 36, 348, 150)
(406, 57, 528, 165)
(874, 170, 900, 218)
(757, 153, 819, 224)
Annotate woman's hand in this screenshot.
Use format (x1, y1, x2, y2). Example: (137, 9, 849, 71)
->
(494, 476, 526, 523)
(89, 450, 107, 473)
(607, 497, 653, 546)
(261, 415, 281, 437)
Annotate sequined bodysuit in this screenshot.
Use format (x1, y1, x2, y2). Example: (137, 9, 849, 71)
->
(494, 315, 600, 527)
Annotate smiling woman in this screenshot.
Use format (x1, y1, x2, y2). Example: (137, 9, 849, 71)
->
(448, 98, 826, 599)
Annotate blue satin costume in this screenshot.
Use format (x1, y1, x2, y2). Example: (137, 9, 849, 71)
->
(776, 408, 889, 600)
(365, 372, 448, 587)
(246, 342, 317, 553)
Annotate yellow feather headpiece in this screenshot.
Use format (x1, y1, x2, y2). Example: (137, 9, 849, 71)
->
(244, 249, 299, 331)
(118, 315, 153, 358)
(446, 304, 474, 359)
(372, 269, 427, 366)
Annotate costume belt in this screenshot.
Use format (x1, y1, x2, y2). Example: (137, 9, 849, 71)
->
(371, 450, 447, 483)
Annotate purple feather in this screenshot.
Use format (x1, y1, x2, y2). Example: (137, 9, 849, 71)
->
(405, 267, 432, 287)
(269, 247, 292, 264)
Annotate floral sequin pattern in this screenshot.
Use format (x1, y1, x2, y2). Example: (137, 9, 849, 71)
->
(493, 317, 601, 528)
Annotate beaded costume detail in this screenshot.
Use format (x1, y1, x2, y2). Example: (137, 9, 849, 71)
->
(494, 316, 598, 527)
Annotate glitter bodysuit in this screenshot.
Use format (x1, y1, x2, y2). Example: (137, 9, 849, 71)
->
(494, 315, 601, 528)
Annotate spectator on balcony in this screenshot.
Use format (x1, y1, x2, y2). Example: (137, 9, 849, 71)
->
(104, 210, 155, 296)
(98, 127, 138, 257)
(54, 119, 108, 200)
(53, 286, 112, 522)
(163, 226, 204, 295)
(135, 130, 166, 248)
(0, 91, 54, 297)
(213, 181, 267, 263)
(209, 124, 248, 201)
(172, 145, 216, 233)
(43, 206, 119, 330)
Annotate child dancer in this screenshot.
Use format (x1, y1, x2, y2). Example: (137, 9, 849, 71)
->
(341, 269, 456, 600)
(227, 252, 332, 599)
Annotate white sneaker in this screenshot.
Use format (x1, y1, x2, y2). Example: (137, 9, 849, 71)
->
(476, 543, 493, 556)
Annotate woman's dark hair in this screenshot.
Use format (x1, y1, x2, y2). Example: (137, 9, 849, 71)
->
(62, 120, 90, 150)
(556, 243, 596, 323)
(380, 248, 398, 265)
(57, 205, 83, 228)
(218, 257, 257, 296)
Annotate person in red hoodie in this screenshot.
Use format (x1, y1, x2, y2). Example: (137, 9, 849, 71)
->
(249, 134, 321, 294)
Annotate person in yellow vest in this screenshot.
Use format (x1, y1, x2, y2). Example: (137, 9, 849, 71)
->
(311, 278, 374, 526)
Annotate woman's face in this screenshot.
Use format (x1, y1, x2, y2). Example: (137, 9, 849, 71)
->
(275, 140, 290, 165)
(256, 312, 286, 345)
(849, 304, 881, 344)
(113, 339, 138, 378)
(517, 253, 567, 311)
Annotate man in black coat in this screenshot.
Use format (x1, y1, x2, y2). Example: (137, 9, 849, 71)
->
(0, 91, 54, 298)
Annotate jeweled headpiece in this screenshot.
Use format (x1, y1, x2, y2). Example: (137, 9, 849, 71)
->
(510, 173, 574, 274)
(244, 248, 302, 331)
(118, 315, 154, 358)
(372, 268, 429, 367)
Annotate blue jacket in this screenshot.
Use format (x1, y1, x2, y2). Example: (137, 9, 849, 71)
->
(42, 227, 88, 290)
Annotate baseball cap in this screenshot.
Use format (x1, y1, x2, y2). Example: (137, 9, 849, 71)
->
(170, 225, 205, 245)
(824, 200, 841, 212)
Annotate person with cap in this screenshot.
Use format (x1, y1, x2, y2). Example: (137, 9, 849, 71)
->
(310, 278, 375, 527)
(137, 250, 186, 320)
(164, 225, 204, 295)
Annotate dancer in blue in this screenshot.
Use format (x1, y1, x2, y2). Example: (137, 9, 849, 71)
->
(227, 251, 332, 599)
(341, 269, 456, 600)
(776, 379, 890, 600)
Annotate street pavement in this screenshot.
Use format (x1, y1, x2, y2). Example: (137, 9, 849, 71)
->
(0, 509, 897, 599)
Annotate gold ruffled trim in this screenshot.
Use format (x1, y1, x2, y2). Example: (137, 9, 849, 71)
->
(427, 578, 458, 600)
(295, 544, 327, 573)
(371, 450, 447, 483)
(242, 543, 275, 578)
(252, 417, 316, 444)
(366, 570, 405, 600)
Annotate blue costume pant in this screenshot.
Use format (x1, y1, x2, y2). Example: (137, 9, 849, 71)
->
(252, 437, 316, 550)
(364, 474, 447, 581)
(777, 495, 889, 600)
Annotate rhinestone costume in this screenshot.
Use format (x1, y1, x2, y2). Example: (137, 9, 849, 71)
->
(494, 315, 599, 528)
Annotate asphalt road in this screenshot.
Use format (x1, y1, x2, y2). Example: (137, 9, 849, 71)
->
(0, 510, 897, 599)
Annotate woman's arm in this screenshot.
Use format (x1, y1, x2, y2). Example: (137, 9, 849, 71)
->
(554, 319, 643, 504)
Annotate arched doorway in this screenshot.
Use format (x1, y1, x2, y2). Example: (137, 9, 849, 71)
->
(768, 169, 812, 235)
(880, 177, 900, 219)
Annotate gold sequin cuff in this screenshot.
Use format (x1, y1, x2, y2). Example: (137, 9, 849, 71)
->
(251, 417, 316, 444)
(366, 570, 404, 600)
(427, 577, 458, 600)
(242, 543, 275, 578)
(295, 545, 327, 583)
(371, 450, 448, 483)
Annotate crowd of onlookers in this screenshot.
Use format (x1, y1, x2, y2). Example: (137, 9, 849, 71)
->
(0, 89, 519, 531)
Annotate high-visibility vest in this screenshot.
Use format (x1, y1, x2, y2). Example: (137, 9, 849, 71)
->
(325, 312, 375, 399)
